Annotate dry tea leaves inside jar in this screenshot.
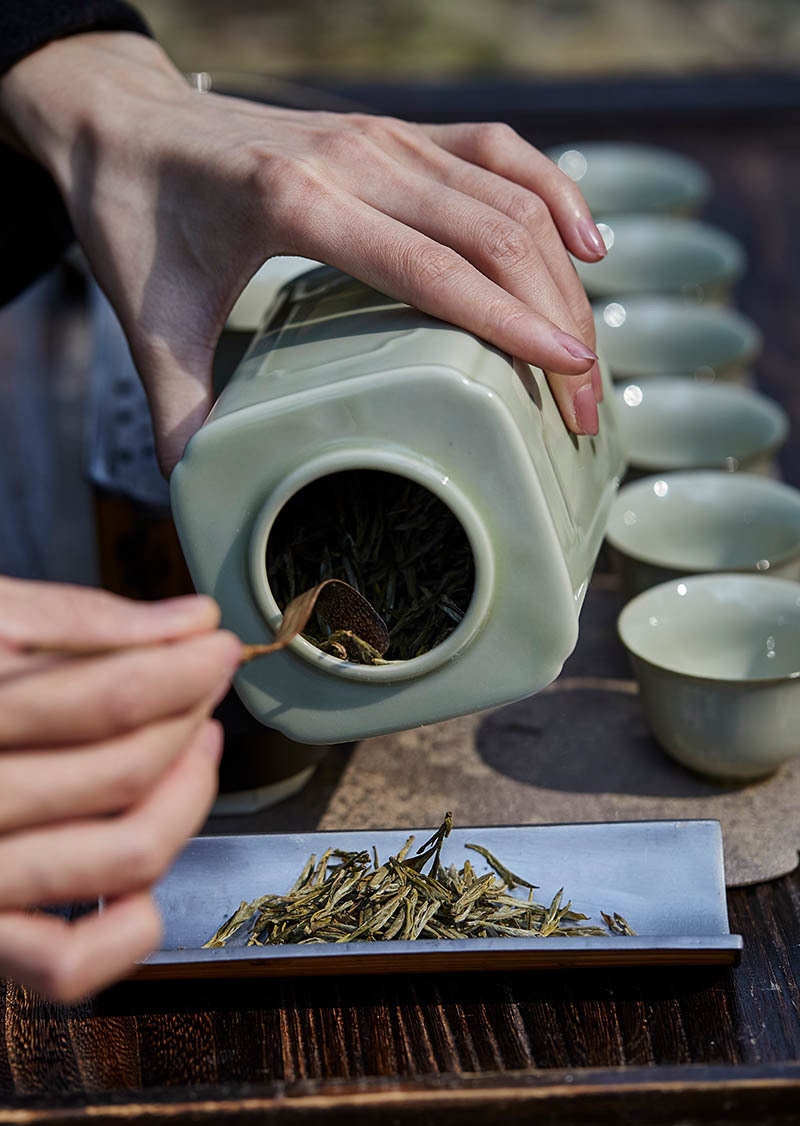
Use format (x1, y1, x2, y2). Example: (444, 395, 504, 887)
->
(265, 471, 476, 663)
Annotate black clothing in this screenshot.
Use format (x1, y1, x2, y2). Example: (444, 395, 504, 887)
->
(0, 2, 152, 305)
(0, 1, 151, 79)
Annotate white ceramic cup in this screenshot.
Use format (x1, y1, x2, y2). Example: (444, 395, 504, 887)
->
(618, 573, 800, 780)
(607, 471, 800, 601)
(612, 377, 789, 477)
(594, 295, 761, 384)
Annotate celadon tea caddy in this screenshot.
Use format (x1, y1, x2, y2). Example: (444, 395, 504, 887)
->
(171, 267, 626, 744)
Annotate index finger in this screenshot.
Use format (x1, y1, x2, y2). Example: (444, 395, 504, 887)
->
(300, 196, 598, 434)
(0, 631, 241, 746)
(420, 122, 608, 263)
(0, 577, 220, 652)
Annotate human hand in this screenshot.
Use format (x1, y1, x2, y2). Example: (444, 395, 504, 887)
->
(0, 32, 604, 475)
(0, 577, 241, 1002)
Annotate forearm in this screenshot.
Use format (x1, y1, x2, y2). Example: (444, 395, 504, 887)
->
(0, 0, 153, 83)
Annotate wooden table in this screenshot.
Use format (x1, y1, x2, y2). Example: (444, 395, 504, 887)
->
(0, 866, 797, 1123)
(2, 75, 799, 1125)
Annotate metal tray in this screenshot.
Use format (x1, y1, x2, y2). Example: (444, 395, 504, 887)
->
(138, 819, 742, 979)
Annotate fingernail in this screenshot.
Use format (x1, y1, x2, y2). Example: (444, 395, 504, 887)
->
(211, 673, 235, 709)
(146, 595, 218, 623)
(198, 720, 224, 764)
(577, 216, 608, 259)
(590, 360, 604, 402)
(573, 383, 599, 435)
(221, 633, 245, 675)
(555, 330, 597, 365)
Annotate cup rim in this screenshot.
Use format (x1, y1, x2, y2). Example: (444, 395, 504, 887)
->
(617, 572, 800, 685)
(613, 378, 790, 472)
(606, 470, 800, 573)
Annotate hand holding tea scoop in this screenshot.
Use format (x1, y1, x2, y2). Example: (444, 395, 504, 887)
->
(19, 579, 390, 667)
(0, 577, 241, 1003)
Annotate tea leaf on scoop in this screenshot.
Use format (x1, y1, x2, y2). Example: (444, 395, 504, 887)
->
(203, 815, 637, 949)
(319, 630, 386, 664)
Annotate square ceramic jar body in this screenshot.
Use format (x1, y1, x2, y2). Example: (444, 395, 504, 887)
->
(171, 269, 625, 743)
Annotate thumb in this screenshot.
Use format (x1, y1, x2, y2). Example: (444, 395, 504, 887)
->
(0, 575, 221, 651)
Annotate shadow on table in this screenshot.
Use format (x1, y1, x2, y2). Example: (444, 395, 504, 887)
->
(472, 576, 753, 800)
(474, 686, 748, 799)
(202, 742, 356, 836)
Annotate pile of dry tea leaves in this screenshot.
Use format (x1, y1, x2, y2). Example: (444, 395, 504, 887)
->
(265, 470, 475, 663)
(203, 814, 635, 948)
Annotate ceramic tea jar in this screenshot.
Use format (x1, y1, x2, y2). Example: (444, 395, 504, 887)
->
(171, 267, 626, 743)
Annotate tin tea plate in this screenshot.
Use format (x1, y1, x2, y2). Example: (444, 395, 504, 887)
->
(137, 820, 741, 980)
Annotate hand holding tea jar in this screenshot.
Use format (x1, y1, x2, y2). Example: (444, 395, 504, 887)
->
(0, 578, 241, 1002)
(0, 4, 605, 477)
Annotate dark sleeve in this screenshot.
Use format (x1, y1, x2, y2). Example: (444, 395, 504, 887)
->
(0, 2, 153, 306)
(0, 1, 152, 78)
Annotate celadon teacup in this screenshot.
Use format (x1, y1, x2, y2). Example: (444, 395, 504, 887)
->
(612, 377, 789, 478)
(574, 214, 746, 303)
(606, 471, 800, 602)
(618, 573, 800, 780)
(594, 295, 761, 384)
(547, 141, 711, 216)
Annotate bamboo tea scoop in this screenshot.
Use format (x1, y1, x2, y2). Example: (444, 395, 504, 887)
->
(22, 580, 390, 665)
(239, 579, 390, 663)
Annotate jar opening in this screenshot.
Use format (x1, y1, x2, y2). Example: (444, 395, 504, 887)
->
(264, 469, 475, 663)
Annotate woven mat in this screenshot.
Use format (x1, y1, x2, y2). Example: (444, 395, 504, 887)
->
(319, 582, 800, 888)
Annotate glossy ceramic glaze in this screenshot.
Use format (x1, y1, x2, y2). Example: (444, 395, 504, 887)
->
(607, 471, 800, 601)
(574, 215, 746, 302)
(172, 268, 626, 744)
(593, 295, 761, 383)
(547, 141, 711, 216)
(225, 256, 322, 331)
(214, 258, 323, 398)
(618, 574, 800, 779)
(613, 377, 788, 477)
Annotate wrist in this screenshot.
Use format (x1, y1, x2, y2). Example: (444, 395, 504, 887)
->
(0, 32, 187, 196)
